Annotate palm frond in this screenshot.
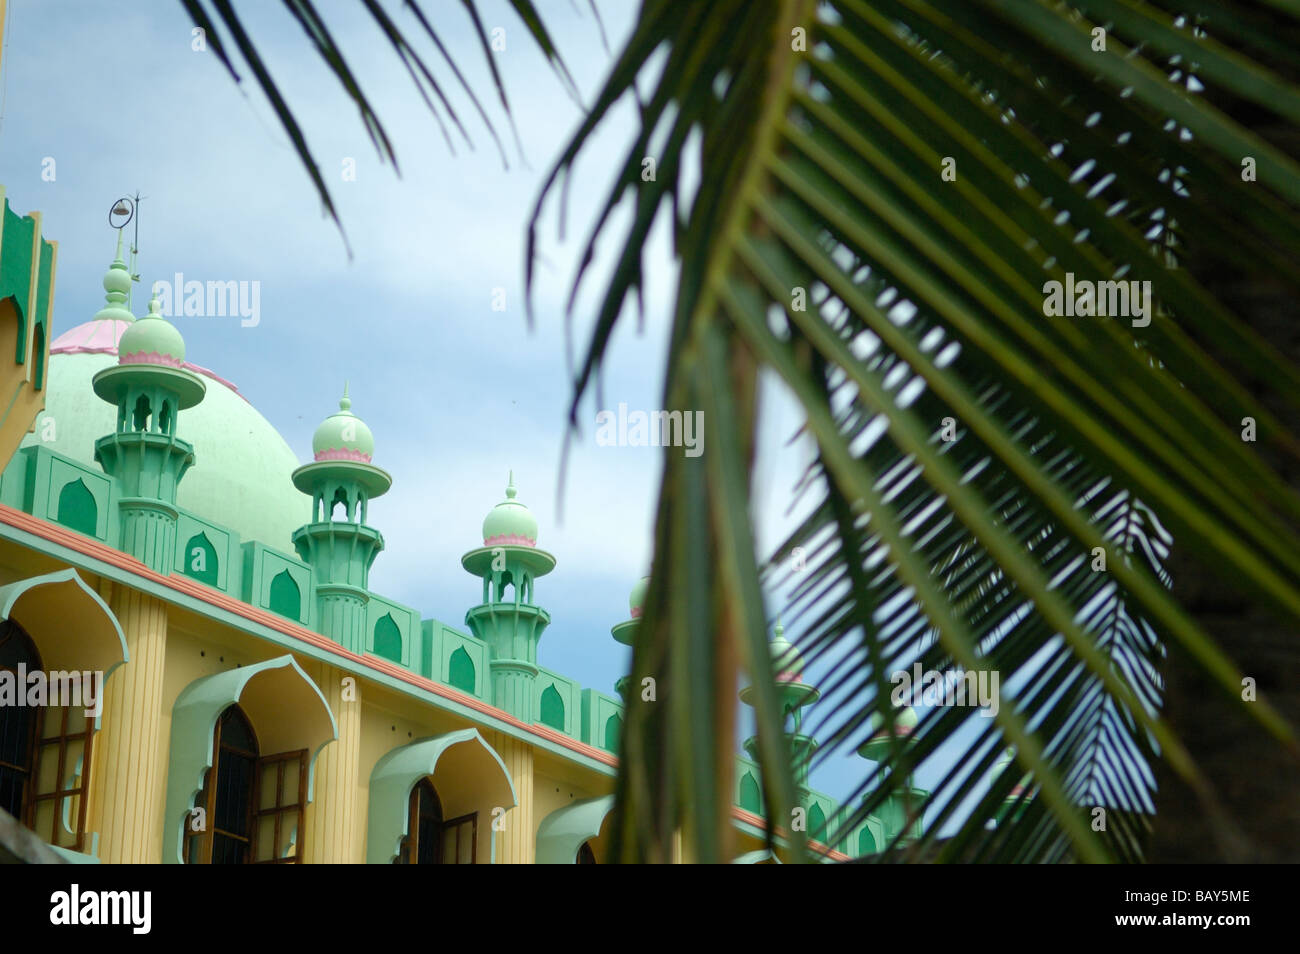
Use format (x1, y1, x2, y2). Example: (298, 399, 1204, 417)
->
(180, 0, 573, 250)
(532, 0, 1300, 861)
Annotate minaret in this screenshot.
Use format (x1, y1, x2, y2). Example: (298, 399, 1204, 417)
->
(92, 290, 205, 571)
(857, 704, 923, 844)
(610, 576, 647, 702)
(461, 474, 555, 720)
(292, 386, 391, 650)
(740, 620, 820, 794)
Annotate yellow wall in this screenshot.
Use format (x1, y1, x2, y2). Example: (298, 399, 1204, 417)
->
(0, 538, 620, 863)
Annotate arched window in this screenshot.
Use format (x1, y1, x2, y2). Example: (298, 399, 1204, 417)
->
(447, 647, 475, 694)
(56, 479, 97, 537)
(539, 685, 565, 731)
(398, 778, 476, 864)
(183, 532, 219, 587)
(185, 705, 308, 864)
(330, 487, 349, 521)
(0, 618, 95, 852)
(268, 570, 300, 621)
(739, 771, 762, 814)
(132, 393, 151, 432)
(373, 614, 402, 663)
(576, 841, 596, 864)
(158, 400, 172, 435)
(0, 620, 41, 823)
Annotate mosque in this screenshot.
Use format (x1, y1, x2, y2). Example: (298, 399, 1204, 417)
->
(0, 189, 938, 863)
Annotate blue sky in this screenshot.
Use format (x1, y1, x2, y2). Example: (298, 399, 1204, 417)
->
(0, 0, 967, 815)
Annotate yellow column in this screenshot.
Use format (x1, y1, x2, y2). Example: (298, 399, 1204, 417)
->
(302, 662, 362, 863)
(87, 585, 169, 863)
(492, 732, 534, 864)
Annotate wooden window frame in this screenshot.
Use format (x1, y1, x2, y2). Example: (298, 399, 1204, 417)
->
(26, 704, 94, 852)
(185, 706, 309, 864)
(441, 812, 478, 865)
(250, 748, 308, 864)
(401, 780, 477, 865)
(0, 620, 93, 852)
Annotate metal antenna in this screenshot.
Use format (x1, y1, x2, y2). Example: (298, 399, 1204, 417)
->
(127, 191, 144, 311)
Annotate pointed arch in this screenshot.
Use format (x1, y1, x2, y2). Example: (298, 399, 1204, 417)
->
(739, 771, 762, 814)
(373, 613, 402, 663)
(367, 728, 515, 864)
(539, 684, 565, 731)
(536, 795, 614, 864)
(56, 478, 97, 537)
(268, 570, 301, 621)
(0, 568, 126, 677)
(183, 531, 219, 587)
(447, 647, 476, 694)
(163, 655, 336, 864)
(603, 713, 622, 752)
(808, 802, 828, 845)
(858, 825, 877, 856)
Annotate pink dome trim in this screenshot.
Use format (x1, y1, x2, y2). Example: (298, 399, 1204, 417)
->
(314, 448, 373, 463)
(121, 350, 185, 369)
(630, 606, 644, 618)
(483, 533, 536, 547)
(50, 320, 250, 403)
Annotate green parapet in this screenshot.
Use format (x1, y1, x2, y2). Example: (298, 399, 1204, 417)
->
(291, 387, 391, 649)
(423, 618, 489, 698)
(162, 655, 337, 864)
(241, 542, 313, 625)
(363, 594, 419, 669)
(174, 509, 240, 593)
(18, 446, 116, 542)
(580, 688, 624, 753)
(461, 474, 556, 721)
(535, 667, 580, 735)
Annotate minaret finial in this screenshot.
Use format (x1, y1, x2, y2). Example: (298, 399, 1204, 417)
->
(340, 381, 351, 412)
(506, 470, 517, 499)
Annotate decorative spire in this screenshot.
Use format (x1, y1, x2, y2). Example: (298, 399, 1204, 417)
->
(506, 470, 517, 499)
(93, 230, 135, 323)
(340, 381, 351, 412)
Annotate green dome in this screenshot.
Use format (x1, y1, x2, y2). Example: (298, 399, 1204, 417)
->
(482, 473, 538, 547)
(311, 385, 375, 463)
(118, 294, 185, 366)
(31, 333, 308, 550)
(629, 576, 649, 617)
